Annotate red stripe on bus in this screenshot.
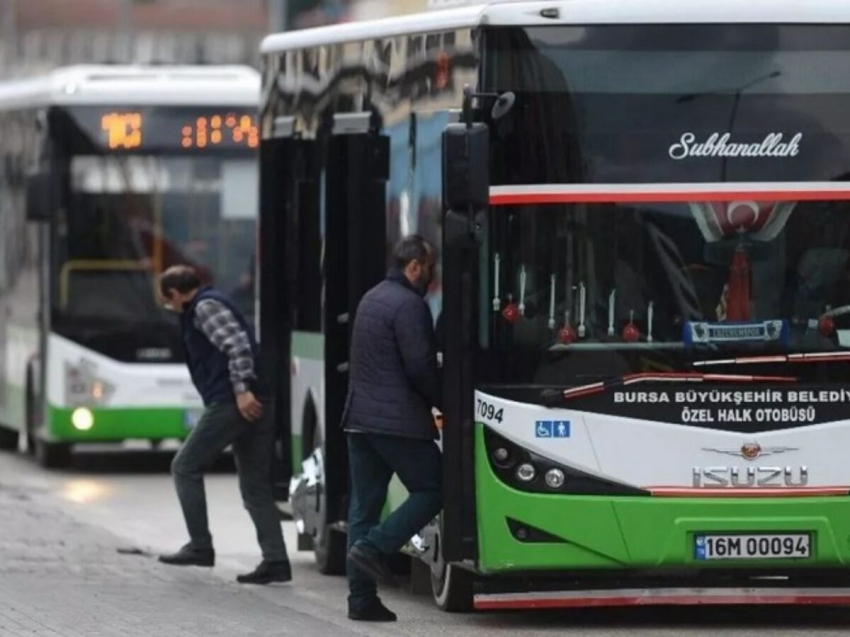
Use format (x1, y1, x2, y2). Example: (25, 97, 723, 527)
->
(489, 191, 850, 205)
(474, 593, 850, 610)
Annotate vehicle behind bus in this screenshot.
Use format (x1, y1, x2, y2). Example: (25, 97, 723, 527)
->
(0, 65, 261, 467)
(260, 0, 850, 612)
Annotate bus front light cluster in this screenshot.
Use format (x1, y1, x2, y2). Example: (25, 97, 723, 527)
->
(64, 361, 115, 407)
(483, 425, 650, 497)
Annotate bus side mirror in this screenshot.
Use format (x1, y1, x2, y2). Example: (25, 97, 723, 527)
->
(442, 122, 489, 212)
(26, 171, 54, 222)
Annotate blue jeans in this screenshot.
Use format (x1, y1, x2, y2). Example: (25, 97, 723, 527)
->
(346, 432, 442, 609)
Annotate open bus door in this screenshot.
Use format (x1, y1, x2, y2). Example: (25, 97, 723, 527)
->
(318, 111, 389, 573)
(259, 116, 315, 502)
(430, 116, 489, 610)
(286, 111, 390, 575)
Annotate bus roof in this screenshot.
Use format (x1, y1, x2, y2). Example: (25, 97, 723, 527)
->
(261, 0, 850, 54)
(0, 64, 260, 111)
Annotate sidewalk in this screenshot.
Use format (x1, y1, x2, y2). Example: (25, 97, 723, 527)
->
(0, 481, 358, 637)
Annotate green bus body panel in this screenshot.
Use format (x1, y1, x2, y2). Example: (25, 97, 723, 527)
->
(291, 433, 302, 471)
(474, 423, 850, 573)
(474, 423, 631, 570)
(291, 331, 325, 361)
(385, 475, 409, 517)
(48, 405, 193, 442)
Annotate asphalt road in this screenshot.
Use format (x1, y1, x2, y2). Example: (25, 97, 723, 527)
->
(2, 448, 850, 636)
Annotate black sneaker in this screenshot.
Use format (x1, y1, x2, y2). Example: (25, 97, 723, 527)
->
(158, 543, 214, 567)
(348, 598, 397, 622)
(348, 543, 397, 587)
(236, 560, 292, 585)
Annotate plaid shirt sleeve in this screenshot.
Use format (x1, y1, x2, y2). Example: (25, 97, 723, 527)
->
(193, 299, 256, 395)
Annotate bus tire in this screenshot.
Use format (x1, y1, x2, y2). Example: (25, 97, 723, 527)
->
(310, 426, 347, 576)
(432, 562, 474, 613)
(0, 424, 18, 450)
(430, 528, 474, 612)
(24, 370, 36, 455)
(35, 438, 71, 469)
(315, 524, 347, 576)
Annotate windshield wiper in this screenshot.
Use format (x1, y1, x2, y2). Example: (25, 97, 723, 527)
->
(693, 351, 850, 368)
(541, 372, 797, 407)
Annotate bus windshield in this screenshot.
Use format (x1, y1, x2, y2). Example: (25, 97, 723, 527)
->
(477, 24, 850, 388)
(478, 198, 850, 386)
(52, 154, 257, 362)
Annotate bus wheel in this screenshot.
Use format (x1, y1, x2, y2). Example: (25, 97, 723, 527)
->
(0, 425, 18, 451)
(430, 532, 474, 612)
(24, 373, 36, 455)
(34, 438, 71, 469)
(310, 427, 347, 575)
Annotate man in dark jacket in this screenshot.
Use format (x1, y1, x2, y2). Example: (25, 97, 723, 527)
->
(157, 265, 291, 585)
(343, 235, 443, 623)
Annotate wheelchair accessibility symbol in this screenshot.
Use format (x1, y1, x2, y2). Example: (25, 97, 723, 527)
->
(535, 420, 570, 439)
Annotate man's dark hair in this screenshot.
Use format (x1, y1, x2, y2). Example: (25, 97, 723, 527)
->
(159, 265, 202, 296)
(393, 234, 431, 270)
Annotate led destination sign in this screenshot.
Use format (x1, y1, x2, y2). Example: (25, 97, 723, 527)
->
(60, 106, 260, 153)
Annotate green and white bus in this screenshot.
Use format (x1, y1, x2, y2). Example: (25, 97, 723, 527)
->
(259, 0, 850, 611)
(0, 65, 261, 467)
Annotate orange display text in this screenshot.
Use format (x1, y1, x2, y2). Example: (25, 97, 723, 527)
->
(101, 112, 143, 150)
(181, 113, 259, 149)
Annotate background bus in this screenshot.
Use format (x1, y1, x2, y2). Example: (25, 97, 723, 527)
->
(0, 65, 261, 468)
(259, 0, 850, 613)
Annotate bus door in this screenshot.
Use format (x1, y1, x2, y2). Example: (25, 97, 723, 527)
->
(259, 116, 317, 501)
(319, 112, 389, 543)
(440, 120, 489, 561)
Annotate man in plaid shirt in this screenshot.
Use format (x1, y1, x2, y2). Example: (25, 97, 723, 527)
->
(157, 265, 291, 585)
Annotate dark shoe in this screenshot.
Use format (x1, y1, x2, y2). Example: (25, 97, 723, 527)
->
(158, 543, 214, 567)
(348, 542, 397, 587)
(348, 598, 397, 622)
(236, 560, 292, 584)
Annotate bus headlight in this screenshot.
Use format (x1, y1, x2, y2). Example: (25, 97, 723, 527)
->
(516, 463, 537, 482)
(545, 469, 565, 489)
(492, 446, 513, 468)
(65, 362, 114, 406)
(71, 407, 94, 431)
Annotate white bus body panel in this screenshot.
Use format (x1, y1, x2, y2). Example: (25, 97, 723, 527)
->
(290, 348, 325, 451)
(0, 64, 260, 111)
(262, 0, 850, 55)
(477, 390, 850, 491)
(46, 334, 201, 409)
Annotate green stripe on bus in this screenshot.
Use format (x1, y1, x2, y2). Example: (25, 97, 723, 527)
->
(291, 331, 325, 361)
(48, 405, 194, 442)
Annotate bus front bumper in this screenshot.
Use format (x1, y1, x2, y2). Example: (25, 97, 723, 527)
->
(46, 405, 202, 442)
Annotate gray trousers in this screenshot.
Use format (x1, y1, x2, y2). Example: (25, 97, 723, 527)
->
(171, 402, 288, 563)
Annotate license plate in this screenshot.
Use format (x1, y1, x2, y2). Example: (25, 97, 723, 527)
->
(183, 409, 204, 429)
(694, 533, 810, 560)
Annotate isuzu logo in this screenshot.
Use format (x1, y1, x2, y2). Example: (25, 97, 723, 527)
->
(669, 132, 802, 160)
(740, 442, 761, 460)
(702, 442, 798, 460)
(692, 466, 809, 488)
